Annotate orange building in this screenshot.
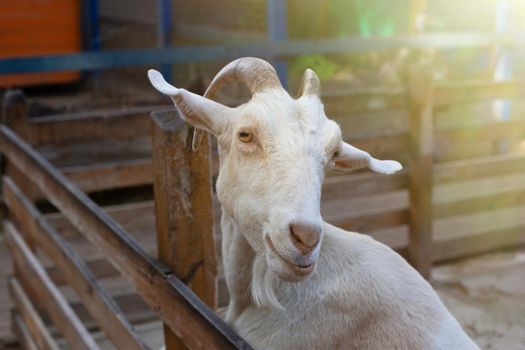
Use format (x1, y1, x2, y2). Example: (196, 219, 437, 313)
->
(0, 0, 82, 88)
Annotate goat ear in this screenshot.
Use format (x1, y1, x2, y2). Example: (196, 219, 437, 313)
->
(148, 69, 231, 135)
(334, 142, 402, 174)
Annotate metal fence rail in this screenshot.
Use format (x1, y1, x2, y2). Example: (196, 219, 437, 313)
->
(0, 32, 521, 74)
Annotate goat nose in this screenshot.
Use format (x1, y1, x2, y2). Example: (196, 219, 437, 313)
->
(290, 223, 321, 255)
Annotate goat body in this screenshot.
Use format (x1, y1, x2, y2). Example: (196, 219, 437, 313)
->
(222, 217, 478, 350)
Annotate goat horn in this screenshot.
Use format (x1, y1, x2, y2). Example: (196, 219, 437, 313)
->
(192, 58, 282, 151)
(297, 68, 321, 97)
(204, 57, 282, 100)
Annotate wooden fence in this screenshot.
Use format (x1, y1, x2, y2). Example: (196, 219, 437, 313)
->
(0, 112, 250, 349)
(1, 69, 525, 347)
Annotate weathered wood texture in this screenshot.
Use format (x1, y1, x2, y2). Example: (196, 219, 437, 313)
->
(407, 68, 435, 278)
(151, 111, 218, 350)
(5, 222, 100, 350)
(11, 313, 39, 350)
(3, 176, 150, 350)
(8, 278, 60, 350)
(0, 125, 250, 350)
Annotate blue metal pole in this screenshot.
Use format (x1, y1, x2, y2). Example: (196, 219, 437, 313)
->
(267, 0, 288, 88)
(157, 0, 173, 81)
(88, 0, 100, 52)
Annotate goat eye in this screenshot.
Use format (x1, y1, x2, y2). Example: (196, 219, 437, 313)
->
(238, 131, 253, 143)
(332, 150, 340, 159)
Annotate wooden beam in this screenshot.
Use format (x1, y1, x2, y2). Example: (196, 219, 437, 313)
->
(8, 278, 60, 350)
(3, 177, 150, 350)
(435, 119, 525, 146)
(434, 153, 525, 183)
(433, 225, 525, 262)
(47, 257, 117, 285)
(44, 200, 155, 238)
(322, 86, 406, 113)
(332, 209, 408, 233)
(151, 110, 218, 349)
(434, 79, 525, 106)
(322, 171, 408, 200)
(0, 125, 249, 349)
(434, 188, 525, 219)
(407, 68, 434, 278)
(61, 158, 153, 193)
(5, 222, 100, 350)
(26, 106, 159, 146)
(11, 313, 39, 350)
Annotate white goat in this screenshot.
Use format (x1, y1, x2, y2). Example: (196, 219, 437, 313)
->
(148, 57, 478, 350)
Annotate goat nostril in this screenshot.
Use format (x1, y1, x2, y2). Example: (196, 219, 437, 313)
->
(289, 223, 320, 254)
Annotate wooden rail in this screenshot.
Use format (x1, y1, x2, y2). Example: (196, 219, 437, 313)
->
(3, 176, 150, 350)
(5, 222, 99, 349)
(0, 125, 251, 349)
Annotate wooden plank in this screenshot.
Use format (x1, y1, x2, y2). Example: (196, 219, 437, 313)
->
(332, 209, 408, 233)
(151, 111, 218, 350)
(45, 200, 155, 238)
(323, 190, 408, 232)
(434, 79, 525, 106)
(26, 106, 163, 146)
(322, 171, 408, 200)
(434, 172, 525, 204)
(11, 313, 39, 350)
(433, 139, 496, 163)
(4, 160, 41, 201)
(47, 258, 117, 286)
(322, 86, 406, 113)
(8, 278, 60, 350)
(432, 225, 525, 262)
(333, 110, 408, 142)
(37, 137, 152, 168)
(3, 177, 150, 350)
(6, 151, 152, 200)
(0, 125, 249, 349)
(434, 152, 525, 183)
(434, 189, 525, 219)
(0, 250, 14, 342)
(407, 68, 434, 277)
(433, 205, 525, 243)
(433, 172, 525, 218)
(72, 295, 155, 334)
(435, 119, 525, 146)
(4, 222, 99, 350)
(61, 158, 153, 193)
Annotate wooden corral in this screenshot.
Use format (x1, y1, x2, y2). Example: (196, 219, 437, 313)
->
(0, 70, 524, 348)
(0, 97, 248, 349)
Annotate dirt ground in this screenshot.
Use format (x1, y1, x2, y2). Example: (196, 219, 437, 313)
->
(432, 248, 525, 350)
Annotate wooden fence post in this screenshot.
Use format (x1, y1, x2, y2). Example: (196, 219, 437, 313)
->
(1, 90, 29, 138)
(151, 110, 218, 349)
(407, 67, 434, 278)
(1, 90, 41, 204)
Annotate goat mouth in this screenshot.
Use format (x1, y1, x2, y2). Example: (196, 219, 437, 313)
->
(265, 236, 315, 276)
